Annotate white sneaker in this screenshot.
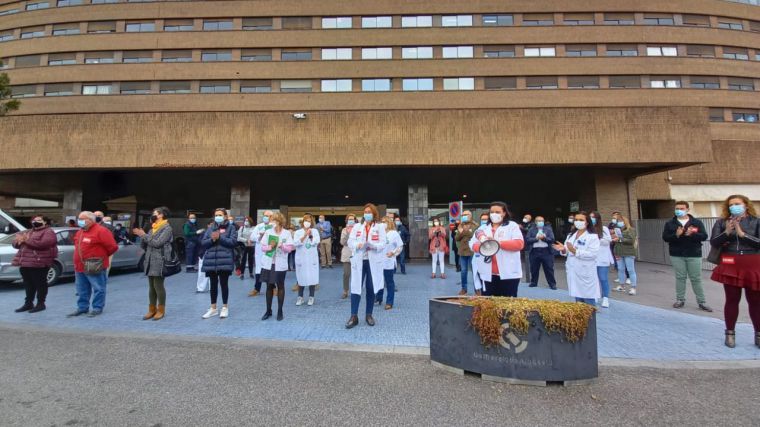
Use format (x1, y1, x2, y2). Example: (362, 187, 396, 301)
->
(613, 278, 620, 283)
(628, 288, 637, 296)
(307, 297, 315, 306)
(625, 278, 632, 285)
(220, 306, 229, 318)
(202, 307, 218, 319)
(296, 297, 304, 306)
(613, 285, 624, 292)
(601, 297, 609, 308)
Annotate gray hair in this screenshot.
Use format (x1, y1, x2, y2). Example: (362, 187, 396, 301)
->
(78, 211, 96, 221)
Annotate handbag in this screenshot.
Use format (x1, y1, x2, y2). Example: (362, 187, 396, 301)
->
(161, 242, 182, 277)
(707, 246, 722, 265)
(77, 236, 104, 274)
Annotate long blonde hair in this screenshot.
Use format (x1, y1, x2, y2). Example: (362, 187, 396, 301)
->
(721, 194, 757, 219)
(618, 214, 634, 230)
(270, 212, 286, 229)
(382, 217, 396, 231)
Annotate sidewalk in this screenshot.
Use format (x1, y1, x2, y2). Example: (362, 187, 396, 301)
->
(0, 261, 757, 361)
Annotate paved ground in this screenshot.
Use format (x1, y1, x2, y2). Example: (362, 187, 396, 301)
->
(0, 261, 758, 361)
(1, 326, 758, 427)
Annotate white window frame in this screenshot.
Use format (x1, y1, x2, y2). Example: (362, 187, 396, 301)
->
(321, 48, 352, 60)
(646, 46, 678, 57)
(442, 46, 474, 59)
(402, 78, 434, 91)
(401, 47, 433, 59)
(443, 77, 474, 91)
(82, 84, 112, 95)
(361, 16, 392, 28)
(441, 15, 473, 27)
(322, 17, 352, 29)
(524, 47, 556, 57)
(361, 79, 391, 92)
(361, 47, 392, 60)
(401, 16, 432, 28)
(321, 79, 353, 92)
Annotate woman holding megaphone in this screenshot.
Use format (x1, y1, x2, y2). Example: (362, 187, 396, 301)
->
(469, 202, 525, 297)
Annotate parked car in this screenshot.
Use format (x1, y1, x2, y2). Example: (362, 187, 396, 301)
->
(0, 227, 144, 285)
(0, 209, 26, 238)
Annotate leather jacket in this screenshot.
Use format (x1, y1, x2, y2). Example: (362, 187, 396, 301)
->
(710, 216, 760, 254)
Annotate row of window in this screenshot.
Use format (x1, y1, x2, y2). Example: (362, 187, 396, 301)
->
(4, 44, 760, 69)
(10, 75, 758, 98)
(2, 11, 760, 39)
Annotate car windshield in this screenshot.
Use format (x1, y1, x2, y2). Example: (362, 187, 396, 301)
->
(0, 233, 17, 244)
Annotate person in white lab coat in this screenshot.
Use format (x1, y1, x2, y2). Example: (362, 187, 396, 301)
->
(249, 210, 274, 297)
(590, 211, 614, 308)
(293, 214, 320, 306)
(553, 211, 601, 305)
(259, 212, 294, 321)
(470, 213, 490, 296)
(346, 203, 386, 328)
(375, 216, 404, 310)
(469, 202, 524, 297)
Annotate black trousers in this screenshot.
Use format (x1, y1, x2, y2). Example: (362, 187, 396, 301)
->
(20, 266, 49, 305)
(207, 271, 230, 305)
(529, 247, 557, 287)
(239, 246, 254, 275)
(483, 277, 520, 297)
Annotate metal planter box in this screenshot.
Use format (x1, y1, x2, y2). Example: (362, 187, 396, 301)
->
(429, 297, 598, 386)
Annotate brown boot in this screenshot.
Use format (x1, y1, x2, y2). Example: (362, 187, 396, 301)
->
(475, 290, 482, 296)
(142, 305, 156, 320)
(248, 289, 260, 297)
(725, 330, 736, 348)
(152, 305, 165, 321)
(341, 291, 348, 299)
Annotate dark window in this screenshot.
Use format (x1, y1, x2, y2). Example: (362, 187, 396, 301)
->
(282, 50, 312, 61)
(609, 76, 641, 88)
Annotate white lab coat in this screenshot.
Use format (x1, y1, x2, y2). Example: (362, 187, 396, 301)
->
(293, 227, 320, 286)
(596, 226, 615, 267)
(468, 221, 524, 282)
(472, 252, 485, 291)
(383, 229, 404, 270)
(347, 221, 386, 295)
(253, 222, 271, 275)
(259, 228, 293, 272)
(563, 230, 601, 300)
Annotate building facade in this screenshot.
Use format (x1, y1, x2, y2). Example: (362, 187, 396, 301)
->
(0, 0, 758, 256)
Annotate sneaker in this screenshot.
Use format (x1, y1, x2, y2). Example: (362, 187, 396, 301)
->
(296, 297, 304, 306)
(628, 288, 637, 296)
(673, 300, 685, 309)
(613, 285, 625, 292)
(307, 297, 314, 306)
(66, 309, 88, 317)
(86, 310, 102, 317)
(625, 278, 632, 285)
(202, 307, 218, 319)
(698, 303, 713, 312)
(601, 297, 609, 308)
(613, 278, 620, 283)
(220, 307, 229, 319)
(248, 289, 260, 297)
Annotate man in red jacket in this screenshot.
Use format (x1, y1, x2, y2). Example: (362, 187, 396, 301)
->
(67, 211, 118, 318)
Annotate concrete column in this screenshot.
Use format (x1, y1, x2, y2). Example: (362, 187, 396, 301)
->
(229, 185, 251, 218)
(407, 184, 429, 259)
(594, 170, 637, 221)
(62, 188, 83, 225)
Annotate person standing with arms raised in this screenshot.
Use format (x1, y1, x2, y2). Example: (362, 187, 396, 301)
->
(469, 202, 524, 297)
(346, 203, 385, 328)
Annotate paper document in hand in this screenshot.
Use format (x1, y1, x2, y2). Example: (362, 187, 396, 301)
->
(266, 235, 279, 257)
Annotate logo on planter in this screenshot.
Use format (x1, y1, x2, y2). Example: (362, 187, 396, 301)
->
(499, 322, 528, 354)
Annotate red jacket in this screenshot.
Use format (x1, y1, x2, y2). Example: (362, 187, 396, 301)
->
(12, 226, 58, 268)
(73, 224, 118, 273)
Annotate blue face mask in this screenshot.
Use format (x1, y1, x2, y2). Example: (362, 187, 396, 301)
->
(394, 220, 401, 226)
(364, 213, 373, 222)
(536, 221, 544, 227)
(590, 218, 597, 225)
(674, 209, 686, 218)
(461, 215, 469, 222)
(347, 220, 355, 226)
(77, 219, 86, 228)
(189, 218, 196, 224)
(214, 216, 224, 224)
(729, 204, 746, 216)
(262, 216, 269, 224)
(617, 221, 625, 228)
(480, 220, 488, 226)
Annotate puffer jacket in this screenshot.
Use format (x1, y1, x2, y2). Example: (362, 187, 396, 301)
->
(613, 227, 638, 257)
(200, 221, 238, 272)
(140, 223, 174, 277)
(12, 226, 58, 268)
(710, 216, 760, 254)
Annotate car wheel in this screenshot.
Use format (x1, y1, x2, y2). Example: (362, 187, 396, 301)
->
(137, 254, 145, 272)
(47, 263, 62, 286)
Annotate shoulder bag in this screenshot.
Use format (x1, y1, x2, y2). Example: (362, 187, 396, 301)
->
(161, 241, 182, 277)
(77, 235, 104, 274)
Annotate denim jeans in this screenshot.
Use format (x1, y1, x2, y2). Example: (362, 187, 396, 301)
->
(616, 256, 637, 287)
(76, 271, 108, 313)
(350, 259, 375, 316)
(375, 269, 396, 306)
(459, 255, 473, 290)
(396, 247, 406, 274)
(597, 266, 610, 298)
(575, 297, 596, 306)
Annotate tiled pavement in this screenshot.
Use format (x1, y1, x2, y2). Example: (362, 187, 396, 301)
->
(0, 262, 758, 361)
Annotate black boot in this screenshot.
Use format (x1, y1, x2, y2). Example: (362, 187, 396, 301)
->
(15, 303, 34, 313)
(29, 303, 46, 313)
(725, 330, 736, 348)
(345, 315, 359, 329)
(261, 311, 272, 320)
(755, 331, 760, 349)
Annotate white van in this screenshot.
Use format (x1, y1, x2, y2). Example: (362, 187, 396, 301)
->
(0, 209, 26, 237)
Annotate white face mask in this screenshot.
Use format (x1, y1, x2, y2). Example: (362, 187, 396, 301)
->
(490, 213, 503, 224)
(303, 221, 311, 229)
(574, 220, 587, 230)
(244, 221, 250, 227)
(522, 218, 529, 223)
(271, 221, 279, 228)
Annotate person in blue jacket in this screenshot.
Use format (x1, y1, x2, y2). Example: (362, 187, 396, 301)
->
(525, 215, 557, 290)
(200, 208, 238, 320)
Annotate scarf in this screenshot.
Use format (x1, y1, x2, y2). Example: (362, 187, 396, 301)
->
(152, 219, 168, 234)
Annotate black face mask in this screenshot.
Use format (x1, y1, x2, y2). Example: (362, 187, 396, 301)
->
(151, 215, 158, 223)
(95, 216, 103, 223)
(32, 221, 44, 228)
